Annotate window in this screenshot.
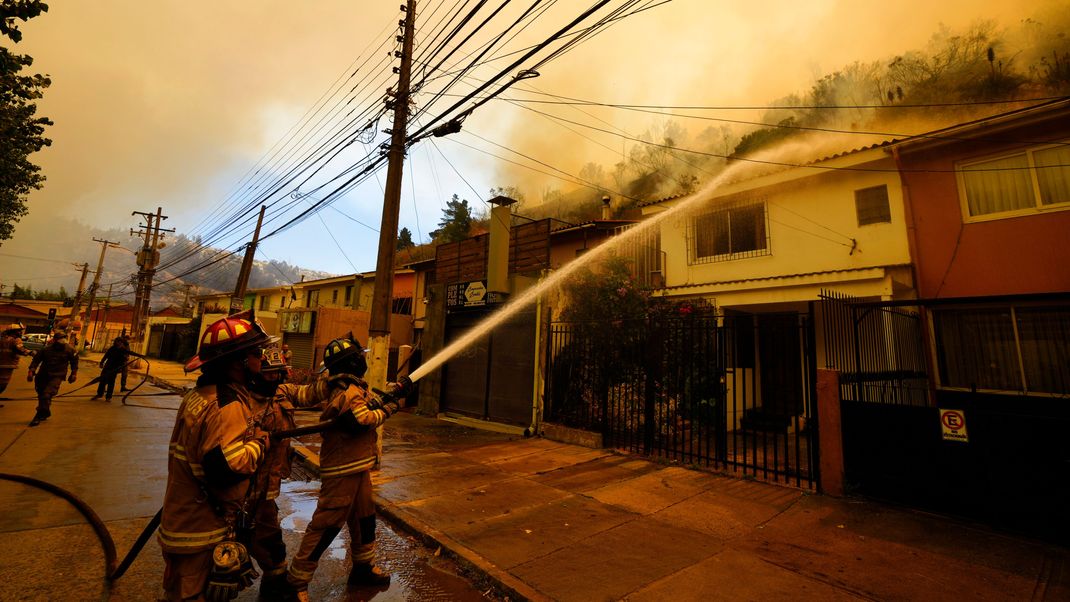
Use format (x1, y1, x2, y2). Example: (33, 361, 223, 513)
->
(344, 285, 353, 304)
(959, 143, 1070, 219)
(691, 202, 768, 263)
(259, 296, 268, 310)
(305, 289, 319, 308)
(934, 305, 1069, 395)
(855, 185, 891, 225)
(331, 289, 338, 304)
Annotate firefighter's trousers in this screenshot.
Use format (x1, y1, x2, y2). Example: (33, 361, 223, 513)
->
(34, 374, 62, 416)
(287, 470, 376, 588)
(161, 549, 213, 601)
(250, 498, 288, 579)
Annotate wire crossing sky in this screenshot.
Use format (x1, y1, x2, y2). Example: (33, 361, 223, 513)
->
(7, 0, 1065, 284)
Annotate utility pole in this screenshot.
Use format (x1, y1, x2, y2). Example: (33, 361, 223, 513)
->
(77, 237, 120, 352)
(182, 283, 195, 317)
(231, 205, 266, 313)
(367, 0, 416, 390)
(130, 207, 174, 349)
(66, 262, 90, 338)
(92, 282, 114, 348)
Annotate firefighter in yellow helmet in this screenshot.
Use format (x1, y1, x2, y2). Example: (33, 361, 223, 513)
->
(283, 334, 412, 600)
(159, 311, 351, 601)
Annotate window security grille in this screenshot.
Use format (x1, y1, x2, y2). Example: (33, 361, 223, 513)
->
(855, 185, 891, 225)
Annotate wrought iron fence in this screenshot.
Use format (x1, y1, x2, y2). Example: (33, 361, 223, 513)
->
(819, 290, 930, 405)
(546, 312, 816, 488)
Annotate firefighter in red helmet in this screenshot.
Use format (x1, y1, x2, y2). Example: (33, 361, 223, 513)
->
(159, 311, 350, 601)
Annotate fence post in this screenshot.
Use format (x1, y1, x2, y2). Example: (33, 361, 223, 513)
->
(816, 369, 845, 496)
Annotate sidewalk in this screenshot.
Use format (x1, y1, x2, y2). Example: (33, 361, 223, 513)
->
(150, 360, 1069, 600)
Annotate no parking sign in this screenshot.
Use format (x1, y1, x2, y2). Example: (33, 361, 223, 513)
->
(940, 409, 969, 443)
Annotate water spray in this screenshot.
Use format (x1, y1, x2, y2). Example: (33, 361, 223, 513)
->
(407, 158, 760, 386)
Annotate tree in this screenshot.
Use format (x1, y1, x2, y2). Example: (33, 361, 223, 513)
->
(0, 1, 51, 242)
(396, 226, 414, 250)
(429, 194, 473, 243)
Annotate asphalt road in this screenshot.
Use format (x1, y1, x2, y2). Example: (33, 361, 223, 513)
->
(0, 364, 493, 601)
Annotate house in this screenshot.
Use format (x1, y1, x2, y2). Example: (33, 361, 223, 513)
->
(416, 196, 638, 430)
(838, 98, 1070, 536)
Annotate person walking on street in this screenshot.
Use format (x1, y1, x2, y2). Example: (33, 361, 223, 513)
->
(26, 331, 78, 426)
(284, 334, 411, 600)
(0, 323, 33, 406)
(92, 337, 128, 401)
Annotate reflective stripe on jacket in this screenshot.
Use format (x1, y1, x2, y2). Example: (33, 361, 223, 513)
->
(158, 384, 266, 553)
(318, 382, 396, 479)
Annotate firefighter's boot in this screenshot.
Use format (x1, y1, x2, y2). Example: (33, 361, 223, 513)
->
(348, 563, 391, 587)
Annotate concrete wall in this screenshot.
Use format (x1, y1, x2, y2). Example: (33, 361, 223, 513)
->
(652, 156, 911, 298)
(899, 118, 1070, 298)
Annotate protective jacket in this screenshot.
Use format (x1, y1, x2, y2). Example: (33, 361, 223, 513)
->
(0, 335, 31, 369)
(318, 380, 398, 479)
(257, 379, 334, 500)
(159, 383, 269, 554)
(99, 344, 128, 376)
(28, 343, 77, 378)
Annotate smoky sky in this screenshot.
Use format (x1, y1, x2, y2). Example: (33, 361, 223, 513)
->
(5, 0, 1064, 274)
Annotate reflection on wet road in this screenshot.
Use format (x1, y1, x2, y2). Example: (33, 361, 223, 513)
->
(270, 480, 496, 601)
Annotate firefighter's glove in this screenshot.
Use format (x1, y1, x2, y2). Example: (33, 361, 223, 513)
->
(248, 428, 271, 457)
(389, 375, 413, 400)
(205, 541, 258, 602)
(26, 369, 34, 382)
(366, 396, 400, 416)
(328, 373, 365, 391)
(67, 373, 77, 384)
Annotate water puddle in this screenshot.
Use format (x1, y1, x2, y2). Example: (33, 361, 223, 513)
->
(277, 479, 499, 601)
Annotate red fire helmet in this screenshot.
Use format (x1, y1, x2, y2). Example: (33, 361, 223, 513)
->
(184, 310, 277, 373)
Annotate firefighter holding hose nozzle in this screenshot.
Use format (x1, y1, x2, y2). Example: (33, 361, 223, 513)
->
(159, 311, 357, 601)
(282, 334, 412, 601)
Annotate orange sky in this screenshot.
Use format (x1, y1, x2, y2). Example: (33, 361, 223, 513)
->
(3, 0, 1064, 279)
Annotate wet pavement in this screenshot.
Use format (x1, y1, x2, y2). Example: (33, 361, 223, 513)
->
(4, 355, 1070, 601)
(0, 362, 495, 601)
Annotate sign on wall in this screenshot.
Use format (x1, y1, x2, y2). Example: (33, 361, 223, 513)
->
(446, 280, 488, 309)
(939, 409, 969, 443)
(280, 310, 314, 333)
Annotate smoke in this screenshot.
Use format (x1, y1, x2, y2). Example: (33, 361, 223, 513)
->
(486, 0, 1067, 211)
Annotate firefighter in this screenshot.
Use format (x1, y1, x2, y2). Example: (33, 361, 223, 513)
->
(284, 334, 412, 600)
(26, 331, 78, 426)
(248, 346, 360, 599)
(0, 323, 33, 402)
(92, 337, 128, 401)
(157, 311, 279, 601)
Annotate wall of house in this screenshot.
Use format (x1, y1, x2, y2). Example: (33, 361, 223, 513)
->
(899, 123, 1070, 298)
(655, 160, 910, 299)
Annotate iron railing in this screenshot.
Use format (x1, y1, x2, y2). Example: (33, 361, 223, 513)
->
(546, 312, 816, 488)
(820, 290, 930, 405)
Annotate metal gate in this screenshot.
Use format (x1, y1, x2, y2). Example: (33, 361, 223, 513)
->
(441, 307, 536, 426)
(546, 311, 817, 488)
(820, 291, 1070, 540)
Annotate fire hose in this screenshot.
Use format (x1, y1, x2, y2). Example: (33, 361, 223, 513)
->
(0, 375, 412, 584)
(0, 418, 343, 583)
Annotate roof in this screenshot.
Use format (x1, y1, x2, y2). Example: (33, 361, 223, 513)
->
(549, 219, 639, 235)
(0, 303, 47, 318)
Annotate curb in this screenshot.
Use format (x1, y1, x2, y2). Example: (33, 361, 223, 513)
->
(375, 498, 550, 602)
(289, 442, 543, 602)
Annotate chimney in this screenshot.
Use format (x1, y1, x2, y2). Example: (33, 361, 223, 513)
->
(601, 195, 612, 220)
(487, 195, 517, 295)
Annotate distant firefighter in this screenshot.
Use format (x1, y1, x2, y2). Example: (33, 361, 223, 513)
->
(0, 322, 33, 400)
(26, 331, 78, 426)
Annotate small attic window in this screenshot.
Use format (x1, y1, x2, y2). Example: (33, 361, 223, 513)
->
(855, 185, 891, 226)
